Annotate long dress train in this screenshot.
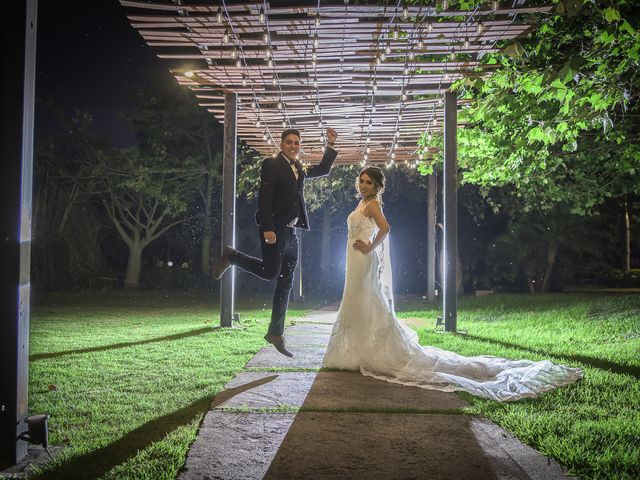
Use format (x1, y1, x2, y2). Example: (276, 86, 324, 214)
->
(322, 209, 583, 402)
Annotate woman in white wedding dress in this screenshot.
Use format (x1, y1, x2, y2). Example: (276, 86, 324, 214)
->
(322, 167, 583, 402)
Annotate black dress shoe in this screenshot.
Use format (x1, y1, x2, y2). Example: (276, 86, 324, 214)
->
(212, 246, 235, 279)
(264, 333, 294, 358)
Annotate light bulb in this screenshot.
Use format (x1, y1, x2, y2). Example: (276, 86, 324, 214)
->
(427, 21, 433, 33)
(223, 29, 230, 44)
(404, 65, 409, 75)
(385, 43, 391, 54)
(277, 101, 283, 109)
(263, 133, 268, 141)
(477, 22, 484, 34)
(282, 120, 287, 127)
(236, 58, 242, 68)
(402, 92, 408, 101)
(402, 5, 409, 20)
(408, 50, 415, 61)
(259, 7, 265, 24)
(417, 38, 424, 49)
(263, 31, 269, 43)
(313, 35, 319, 48)
(315, 13, 321, 28)
(464, 37, 470, 49)
(216, 7, 223, 24)
(272, 77, 277, 86)
(256, 120, 261, 128)
(241, 75, 247, 87)
(392, 26, 399, 40)
(492, 1, 499, 12)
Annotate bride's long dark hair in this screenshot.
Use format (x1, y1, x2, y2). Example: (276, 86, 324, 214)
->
(356, 166, 385, 205)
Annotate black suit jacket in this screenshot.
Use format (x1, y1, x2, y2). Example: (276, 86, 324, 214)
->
(256, 147, 338, 231)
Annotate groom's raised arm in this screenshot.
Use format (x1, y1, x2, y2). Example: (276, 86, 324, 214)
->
(306, 127, 338, 179)
(257, 157, 277, 231)
(305, 146, 338, 179)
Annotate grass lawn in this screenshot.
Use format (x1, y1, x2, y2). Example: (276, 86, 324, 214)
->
(396, 293, 640, 480)
(26, 290, 308, 480)
(23, 291, 639, 479)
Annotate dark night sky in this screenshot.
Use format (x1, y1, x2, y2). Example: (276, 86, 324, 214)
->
(35, 0, 173, 146)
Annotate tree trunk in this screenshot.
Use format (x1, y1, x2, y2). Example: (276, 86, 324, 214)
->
(201, 171, 214, 275)
(527, 278, 536, 294)
(124, 232, 145, 290)
(623, 195, 631, 272)
(541, 241, 558, 293)
(320, 208, 332, 279)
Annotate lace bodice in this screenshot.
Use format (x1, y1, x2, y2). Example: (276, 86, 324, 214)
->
(347, 210, 377, 241)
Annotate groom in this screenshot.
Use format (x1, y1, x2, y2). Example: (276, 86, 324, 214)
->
(213, 127, 338, 357)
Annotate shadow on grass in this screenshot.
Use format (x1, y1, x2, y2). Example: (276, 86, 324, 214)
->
(464, 334, 640, 379)
(32, 376, 279, 480)
(30, 327, 214, 361)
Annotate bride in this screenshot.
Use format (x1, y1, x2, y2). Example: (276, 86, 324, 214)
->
(322, 167, 583, 402)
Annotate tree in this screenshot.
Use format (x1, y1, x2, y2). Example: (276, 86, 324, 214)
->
(125, 77, 224, 276)
(43, 112, 203, 289)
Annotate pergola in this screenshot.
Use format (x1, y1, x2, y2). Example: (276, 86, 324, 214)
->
(2, 0, 549, 465)
(119, 0, 549, 327)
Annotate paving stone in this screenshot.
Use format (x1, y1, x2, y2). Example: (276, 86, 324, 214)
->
(286, 332, 330, 346)
(217, 372, 317, 410)
(245, 346, 326, 369)
(286, 323, 334, 334)
(178, 412, 294, 480)
(300, 371, 469, 411)
(292, 311, 337, 324)
(264, 412, 571, 480)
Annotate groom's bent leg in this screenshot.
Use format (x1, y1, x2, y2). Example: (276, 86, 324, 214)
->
(268, 229, 298, 336)
(230, 227, 285, 281)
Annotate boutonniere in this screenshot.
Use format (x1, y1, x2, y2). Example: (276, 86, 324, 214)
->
(301, 163, 309, 175)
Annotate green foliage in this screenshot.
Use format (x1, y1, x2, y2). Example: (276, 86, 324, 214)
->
(423, 0, 640, 214)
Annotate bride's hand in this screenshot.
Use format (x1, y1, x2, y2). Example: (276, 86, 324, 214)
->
(353, 240, 372, 254)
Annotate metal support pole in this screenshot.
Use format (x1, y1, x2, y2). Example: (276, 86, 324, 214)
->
(426, 171, 436, 303)
(220, 92, 237, 328)
(0, 0, 37, 466)
(443, 91, 458, 333)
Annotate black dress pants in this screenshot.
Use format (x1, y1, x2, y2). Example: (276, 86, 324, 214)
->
(229, 226, 298, 336)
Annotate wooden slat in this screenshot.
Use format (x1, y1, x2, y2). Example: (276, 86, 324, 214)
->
(121, 0, 549, 165)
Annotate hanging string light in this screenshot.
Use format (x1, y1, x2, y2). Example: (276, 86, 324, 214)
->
(258, 6, 265, 24)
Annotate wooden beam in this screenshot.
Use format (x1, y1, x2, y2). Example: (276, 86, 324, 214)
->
(443, 90, 457, 333)
(0, 0, 37, 467)
(220, 92, 237, 328)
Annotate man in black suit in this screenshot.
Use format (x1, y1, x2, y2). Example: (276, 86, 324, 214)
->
(213, 127, 338, 357)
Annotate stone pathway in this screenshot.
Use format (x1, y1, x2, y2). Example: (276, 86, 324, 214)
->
(179, 308, 575, 480)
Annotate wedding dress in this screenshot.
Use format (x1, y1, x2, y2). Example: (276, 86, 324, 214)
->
(322, 208, 583, 402)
